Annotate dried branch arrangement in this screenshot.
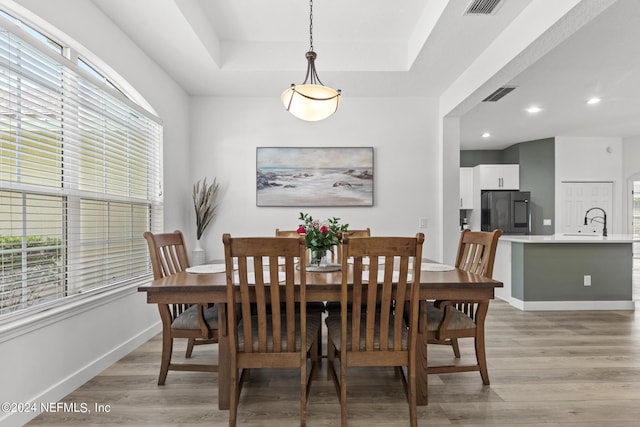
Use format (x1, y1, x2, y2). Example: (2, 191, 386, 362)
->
(193, 177, 219, 240)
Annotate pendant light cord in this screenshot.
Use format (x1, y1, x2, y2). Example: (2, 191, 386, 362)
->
(309, 0, 314, 52)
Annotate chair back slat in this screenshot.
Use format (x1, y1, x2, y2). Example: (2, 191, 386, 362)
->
(341, 234, 424, 353)
(144, 230, 190, 279)
(224, 234, 306, 355)
(455, 229, 502, 278)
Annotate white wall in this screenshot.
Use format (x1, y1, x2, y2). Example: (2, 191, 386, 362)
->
(189, 96, 442, 261)
(623, 136, 640, 233)
(0, 2, 191, 425)
(555, 136, 624, 234)
(623, 136, 640, 179)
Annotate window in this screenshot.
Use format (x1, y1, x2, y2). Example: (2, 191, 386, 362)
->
(0, 14, 162, 318)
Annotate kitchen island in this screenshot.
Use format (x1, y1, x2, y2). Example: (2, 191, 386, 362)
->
(493, 234, 636, 311)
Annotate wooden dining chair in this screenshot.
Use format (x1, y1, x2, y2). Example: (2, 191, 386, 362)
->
(334, 228, 371, 263)
(325, 228, 372, 315)
(325, 233, 424, 427)
(143, 230, 219, 385)
(426, 228, 502, 385)
(275, 228, 312, 264)
(274, 228, 303, 238)
(223, 234, 320, 427)
(275, 228, 326, 355)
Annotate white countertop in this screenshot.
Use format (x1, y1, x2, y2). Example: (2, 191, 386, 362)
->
(500, 234, 637, 243)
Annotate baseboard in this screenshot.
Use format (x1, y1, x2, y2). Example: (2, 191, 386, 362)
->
(510, 298, 635, 311)
(3, 322, 161, 427)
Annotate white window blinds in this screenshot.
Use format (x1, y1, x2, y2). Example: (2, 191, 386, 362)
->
(0, 20, 163, 318)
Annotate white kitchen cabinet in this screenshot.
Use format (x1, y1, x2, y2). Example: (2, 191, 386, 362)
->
(460, 167, 474, 209)
(475, 164, 519, 190)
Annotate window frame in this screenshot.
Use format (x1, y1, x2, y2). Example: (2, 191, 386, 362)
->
(0, 9, 163, 325)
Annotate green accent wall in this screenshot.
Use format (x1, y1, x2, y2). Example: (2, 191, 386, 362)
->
(511, 242, 632, 301)
(460, 150, 503, 166)
(461, 138, 555, 235)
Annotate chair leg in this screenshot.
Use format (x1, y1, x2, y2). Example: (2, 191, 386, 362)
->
(229, 367, 239, 427)
(475, 333, 490, 385)
(408, 364, 417, 427)
(185, 337, 196, 358)
(300, 355, 308, 427)
(340, 352, 348, 426)
(309, 337, 319, 365)
(326, 338, 336, 380)
(158, 331, 173, 385)
(317, 319, 323, 360)
(475, 302, 490, 385)
(451, 338, 461, 358)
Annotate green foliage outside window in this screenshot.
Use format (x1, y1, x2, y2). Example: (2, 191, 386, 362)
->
(0, 235, 64, 314)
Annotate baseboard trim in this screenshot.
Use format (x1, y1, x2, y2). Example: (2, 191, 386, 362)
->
(510, 298, 635, 311)
(4, 322, 161, 427)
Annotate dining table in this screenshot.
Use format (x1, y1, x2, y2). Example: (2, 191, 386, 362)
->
(138, 260, 502, 410)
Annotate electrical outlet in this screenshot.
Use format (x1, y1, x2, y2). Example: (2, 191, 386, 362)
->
(418, 217, 427, 229)
(584, 275, 591, 286)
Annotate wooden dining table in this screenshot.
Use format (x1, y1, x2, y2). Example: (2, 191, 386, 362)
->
(138, 262, 502, 410)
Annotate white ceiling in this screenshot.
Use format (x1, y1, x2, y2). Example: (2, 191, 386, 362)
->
(460, 0, 640, 149)
(90, 0, 640, 150)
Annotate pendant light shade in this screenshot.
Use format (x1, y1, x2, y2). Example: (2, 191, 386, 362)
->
(280, 83, 341, 121)
(282, 1, 341, 121)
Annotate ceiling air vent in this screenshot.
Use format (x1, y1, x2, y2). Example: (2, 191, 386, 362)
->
(464, 0, 502, 15)
(482, 86, 516, 102)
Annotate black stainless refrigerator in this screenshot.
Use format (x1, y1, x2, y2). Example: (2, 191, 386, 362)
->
(481, 191, 531, 234)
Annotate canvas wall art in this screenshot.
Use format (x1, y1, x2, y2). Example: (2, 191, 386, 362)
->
(256, 147, 374, 207)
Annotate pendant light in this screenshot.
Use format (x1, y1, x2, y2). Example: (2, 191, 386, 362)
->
(281, 0, 341, 121)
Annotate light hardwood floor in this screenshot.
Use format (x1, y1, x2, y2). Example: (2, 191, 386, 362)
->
(29, 291, 640, 426)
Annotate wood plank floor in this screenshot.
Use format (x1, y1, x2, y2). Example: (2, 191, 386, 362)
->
(29, 292, 640, 426)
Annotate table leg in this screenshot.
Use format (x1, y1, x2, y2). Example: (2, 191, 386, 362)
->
(416, 300, 429, 405)
(218, 303, 230, 410)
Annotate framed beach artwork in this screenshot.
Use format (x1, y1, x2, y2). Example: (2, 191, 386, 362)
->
(256, 147, 374, 207)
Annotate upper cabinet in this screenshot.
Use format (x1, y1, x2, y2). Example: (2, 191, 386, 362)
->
(475, 164, 519, 190)
(460, 167, 474, 209)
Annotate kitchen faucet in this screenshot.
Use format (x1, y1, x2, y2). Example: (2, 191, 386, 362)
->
(584, 207, 607, 236)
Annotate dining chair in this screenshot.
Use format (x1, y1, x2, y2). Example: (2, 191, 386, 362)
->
(143, 230, 219, 385)
(325, 233, 424, 427)
(275, 228, 326, 356)
(426, 228, 502, 384)
(334, 228, 371, 263)
(274, 228, 303, 237)
(324, 228, 372, 315)
(275, 228, 312, 265)
(223, 234, 320, 427)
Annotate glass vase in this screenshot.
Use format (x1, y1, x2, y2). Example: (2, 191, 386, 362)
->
(310, 249, 327, 267)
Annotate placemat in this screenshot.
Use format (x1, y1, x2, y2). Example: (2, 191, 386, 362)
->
(186, 264, 227, 274)
(421, 263, 455, 271)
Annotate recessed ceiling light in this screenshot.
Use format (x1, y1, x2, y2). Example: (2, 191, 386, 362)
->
(526, 106, 542, 114)
(587, 97, 601, 105)
(482, 132, 491, 138)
